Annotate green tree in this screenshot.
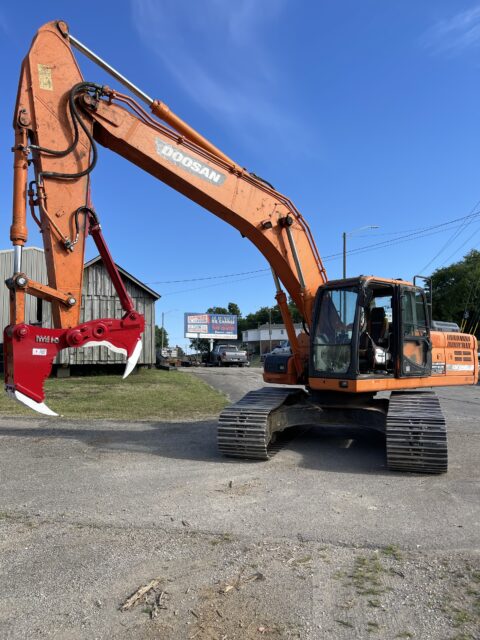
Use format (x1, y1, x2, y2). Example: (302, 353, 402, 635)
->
(287, 298, 302, 323)
(155, 326, 169, 349)
(244, 305, 282, 327)
(207, 306, 228, 314)
(190, 338, 211, 353)
(227, 302, 241, 316)
(431, 250, 480, 335)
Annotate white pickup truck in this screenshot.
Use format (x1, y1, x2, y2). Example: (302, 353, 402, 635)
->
(210, 344, 248, 367)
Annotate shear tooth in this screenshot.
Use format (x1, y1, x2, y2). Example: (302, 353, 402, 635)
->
(123, 340, 142, 379)
(9, 389, 58, 417)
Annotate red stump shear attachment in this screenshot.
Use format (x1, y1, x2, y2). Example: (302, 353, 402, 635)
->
(4, 312, 144, 415)
(4, 209, 145, 416)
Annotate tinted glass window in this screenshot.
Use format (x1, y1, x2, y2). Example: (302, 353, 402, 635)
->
(402, 290, 428, 337)
(313, 288, 358, 374)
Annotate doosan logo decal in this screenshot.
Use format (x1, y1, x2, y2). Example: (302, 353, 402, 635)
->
(155, 138, 226, 186)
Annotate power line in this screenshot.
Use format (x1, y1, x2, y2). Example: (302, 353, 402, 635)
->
(147, 267, 270, 284)
(419, 199, 480, 273)
(150, 207, 480, 287)
(161, 272, 271, 296)
(323, 215, 480, 261)
(440, 225, 480, 268)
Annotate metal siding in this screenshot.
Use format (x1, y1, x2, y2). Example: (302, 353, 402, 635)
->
(0, 248, 51, 331)
(0, 250, 156, 366)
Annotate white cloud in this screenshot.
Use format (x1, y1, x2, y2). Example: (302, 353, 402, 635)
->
(130, 0, 302, 146)
(422, 5, 480, 55)
(0, 10, 9, 35)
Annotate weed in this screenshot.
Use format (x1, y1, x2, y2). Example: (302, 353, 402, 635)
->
(332, 570, 346, 580)
(349, 555, 386, 596)
(335, 619, 353, 628)
(220, 533, 233, 542)
(367, 599, 381, 608)
(452, 608, 472, 627)
(292, 555, 312, 566)
(382, 544, 403, 561)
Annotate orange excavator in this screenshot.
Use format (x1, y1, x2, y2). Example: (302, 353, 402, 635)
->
(5, 21, 478, 473)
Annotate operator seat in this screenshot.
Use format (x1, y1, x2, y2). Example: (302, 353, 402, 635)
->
(369, 307, 389, 345)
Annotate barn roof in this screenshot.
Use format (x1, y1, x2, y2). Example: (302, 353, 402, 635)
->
(84, 256, 160, 300)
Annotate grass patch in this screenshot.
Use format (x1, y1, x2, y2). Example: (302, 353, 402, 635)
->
(452, 608, 472, 628)
(382, 544, 403, 561)
(0, 369, 228, 420)
(350, 555, 386, 596)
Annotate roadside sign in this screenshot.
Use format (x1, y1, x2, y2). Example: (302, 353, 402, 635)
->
(184, 313, 237, 339)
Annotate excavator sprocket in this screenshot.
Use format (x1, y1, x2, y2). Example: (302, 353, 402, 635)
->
(218, 387, 307, 459)
(386, 390, 448, 474)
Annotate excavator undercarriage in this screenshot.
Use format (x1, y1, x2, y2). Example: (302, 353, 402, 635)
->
(218, 387, 448, 473)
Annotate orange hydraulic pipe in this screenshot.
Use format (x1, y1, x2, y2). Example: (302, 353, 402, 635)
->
(64, 23, 240, 171)
(151, 100, 240, 170)
(275, 290, 304, 379)
(11, 127, 28, 246)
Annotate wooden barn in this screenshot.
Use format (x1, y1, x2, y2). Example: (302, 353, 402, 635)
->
(0, 248, 160, 368)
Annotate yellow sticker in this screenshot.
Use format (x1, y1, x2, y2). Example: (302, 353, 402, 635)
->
(38, 64, 53, 91)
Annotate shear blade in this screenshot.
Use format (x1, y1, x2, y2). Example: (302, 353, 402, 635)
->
(123, 340, 142, 379)
(80, 338, 141, 378)
(8, 389, 58, 417)
(81, 340, 128, 357)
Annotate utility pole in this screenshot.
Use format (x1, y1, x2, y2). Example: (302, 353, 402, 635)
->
(161, 311, 165, 353)
(343, 225, 379, 279)
(159, 309, 177, 355)
(268, 308, 272, 352)
(258, 322, 262, 357)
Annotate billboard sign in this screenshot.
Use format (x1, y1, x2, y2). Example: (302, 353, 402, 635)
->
(184, 313, 237, 339)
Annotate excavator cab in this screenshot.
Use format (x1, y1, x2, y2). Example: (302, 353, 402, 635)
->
(310, 276, 432, 385)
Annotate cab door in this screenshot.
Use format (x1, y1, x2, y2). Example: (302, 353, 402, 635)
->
(398, 287, 432, 377)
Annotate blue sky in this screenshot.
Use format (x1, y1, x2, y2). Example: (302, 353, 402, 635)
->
(1, 1, 480, 349)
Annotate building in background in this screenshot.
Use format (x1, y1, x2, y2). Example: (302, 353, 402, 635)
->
(242, 323, 303, 355)
(0, 248, 160, 369)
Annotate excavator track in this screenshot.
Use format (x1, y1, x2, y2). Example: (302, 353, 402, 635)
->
(386, 390, 448, 474)
(218, 387, 305, 460)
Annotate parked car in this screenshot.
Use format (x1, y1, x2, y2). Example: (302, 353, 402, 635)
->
(210, 344, 249, 367)
(270, 340, 292, 355)
(261, 340, 292, 362)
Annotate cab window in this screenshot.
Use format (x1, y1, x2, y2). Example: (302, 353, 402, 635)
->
(402, 290, 428, 337)
(312, 288, 358, 374)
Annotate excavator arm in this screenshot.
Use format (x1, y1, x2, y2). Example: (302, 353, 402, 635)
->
(5, 21, 327, 414)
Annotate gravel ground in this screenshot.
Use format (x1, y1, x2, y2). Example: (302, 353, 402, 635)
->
(0, 369, 478, 639)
